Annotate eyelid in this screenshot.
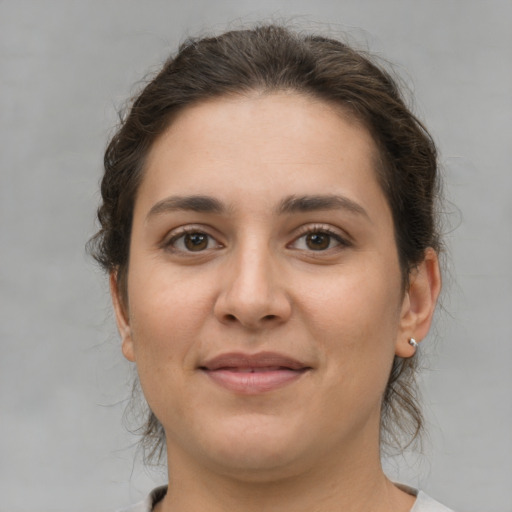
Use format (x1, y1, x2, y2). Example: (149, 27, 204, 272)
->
(159, 223, 351, 253)
(288, 223, 352, 250)
(161, 224, 223, 252)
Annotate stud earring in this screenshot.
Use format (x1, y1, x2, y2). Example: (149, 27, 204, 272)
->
(409, 338, 418, 350)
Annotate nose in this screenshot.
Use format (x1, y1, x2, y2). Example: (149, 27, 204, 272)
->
(213, 242, 292, 330)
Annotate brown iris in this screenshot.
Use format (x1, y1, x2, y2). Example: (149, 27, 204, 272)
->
(184, 233, 209, 251)
(305, 232, 331, 250)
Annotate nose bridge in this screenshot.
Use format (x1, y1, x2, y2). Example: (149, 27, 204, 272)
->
(214, 233, 290, 328)
(233, 237, 273, 299)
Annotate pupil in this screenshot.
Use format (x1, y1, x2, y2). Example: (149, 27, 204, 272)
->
(185, 233, 207, 250)
(307, 233, 329, 250)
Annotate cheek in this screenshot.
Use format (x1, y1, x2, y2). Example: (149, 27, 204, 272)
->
(126, 271, 212, 417)
(127, 265, 214, 365)
(304, 264, 401, 335)
(300, 260, 402, 380)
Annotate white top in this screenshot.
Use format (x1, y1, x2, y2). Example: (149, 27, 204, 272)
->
(118, 484, 455, 511)
(411, 490, 455, 511)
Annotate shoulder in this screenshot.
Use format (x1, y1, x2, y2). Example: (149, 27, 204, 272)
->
(116, 486, 168, 512)
(412, 490, 456, 512)
(395, 483, 455, 512)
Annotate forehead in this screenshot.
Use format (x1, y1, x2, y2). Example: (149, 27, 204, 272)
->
(137, 92, 385, 215)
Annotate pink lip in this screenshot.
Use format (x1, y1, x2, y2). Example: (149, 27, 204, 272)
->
(199, 352, 311, 394)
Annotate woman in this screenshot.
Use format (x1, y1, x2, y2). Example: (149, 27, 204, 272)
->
(90, 24, 452, 512)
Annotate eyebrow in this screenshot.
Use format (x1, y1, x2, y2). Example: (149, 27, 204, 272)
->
(146, 195, 226, 220)
(146, 193, 369, 220)
(277, 194, 370, 219)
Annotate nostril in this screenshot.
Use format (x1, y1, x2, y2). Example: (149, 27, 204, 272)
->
(223, 313, 278, 324)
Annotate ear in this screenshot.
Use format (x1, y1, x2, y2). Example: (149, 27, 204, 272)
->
(110, 271, 136, 362)
(395, 248, 442, 357)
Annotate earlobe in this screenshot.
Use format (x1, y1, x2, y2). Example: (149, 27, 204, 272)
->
(110, 272, 136, 362)
(395, 248, 442, 357)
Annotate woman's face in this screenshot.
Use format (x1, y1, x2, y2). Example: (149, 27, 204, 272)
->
(113, 93, 429, 480)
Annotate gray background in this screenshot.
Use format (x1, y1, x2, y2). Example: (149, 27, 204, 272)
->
(1, 1, 511, 511)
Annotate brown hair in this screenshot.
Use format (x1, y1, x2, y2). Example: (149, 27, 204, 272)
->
(89, 24, 441, 461)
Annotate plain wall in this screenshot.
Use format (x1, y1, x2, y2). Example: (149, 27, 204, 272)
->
(1, 1, 511, 511)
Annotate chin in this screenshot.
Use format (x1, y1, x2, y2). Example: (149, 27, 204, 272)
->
(191, 415, 312, 481)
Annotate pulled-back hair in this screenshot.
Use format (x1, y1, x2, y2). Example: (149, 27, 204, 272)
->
(89, 24, 441, 462)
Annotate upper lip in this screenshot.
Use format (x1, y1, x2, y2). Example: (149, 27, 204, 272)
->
(200, 351, 311, 371)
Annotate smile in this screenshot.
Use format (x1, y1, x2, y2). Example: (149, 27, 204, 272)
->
(199, 352, 312, 394)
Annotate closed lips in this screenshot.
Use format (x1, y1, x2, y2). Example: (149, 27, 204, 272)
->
(215, 367, 306, 373)
(199, 352, 312, 394)
(199, 352, 311, 372)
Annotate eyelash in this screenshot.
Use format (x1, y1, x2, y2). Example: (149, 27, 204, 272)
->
(162, 224, 351, 254)
(162, 226, 222, 254)
(289, 225, 351, 252)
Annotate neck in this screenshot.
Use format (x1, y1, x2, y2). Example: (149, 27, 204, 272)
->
(156, 431, 415, 512)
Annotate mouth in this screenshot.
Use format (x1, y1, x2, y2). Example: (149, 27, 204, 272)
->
(199, 352, 312, 394)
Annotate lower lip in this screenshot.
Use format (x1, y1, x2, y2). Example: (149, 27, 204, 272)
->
(202, 368, 308, 394)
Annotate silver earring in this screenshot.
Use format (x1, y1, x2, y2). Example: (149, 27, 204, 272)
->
(409, 338, 418, 350)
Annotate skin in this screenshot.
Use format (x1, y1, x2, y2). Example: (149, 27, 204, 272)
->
(111, 92, 441, 512)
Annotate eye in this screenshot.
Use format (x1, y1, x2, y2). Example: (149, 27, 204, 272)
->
(166, 229, 221, 252)
(290, 228, 348, 251)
